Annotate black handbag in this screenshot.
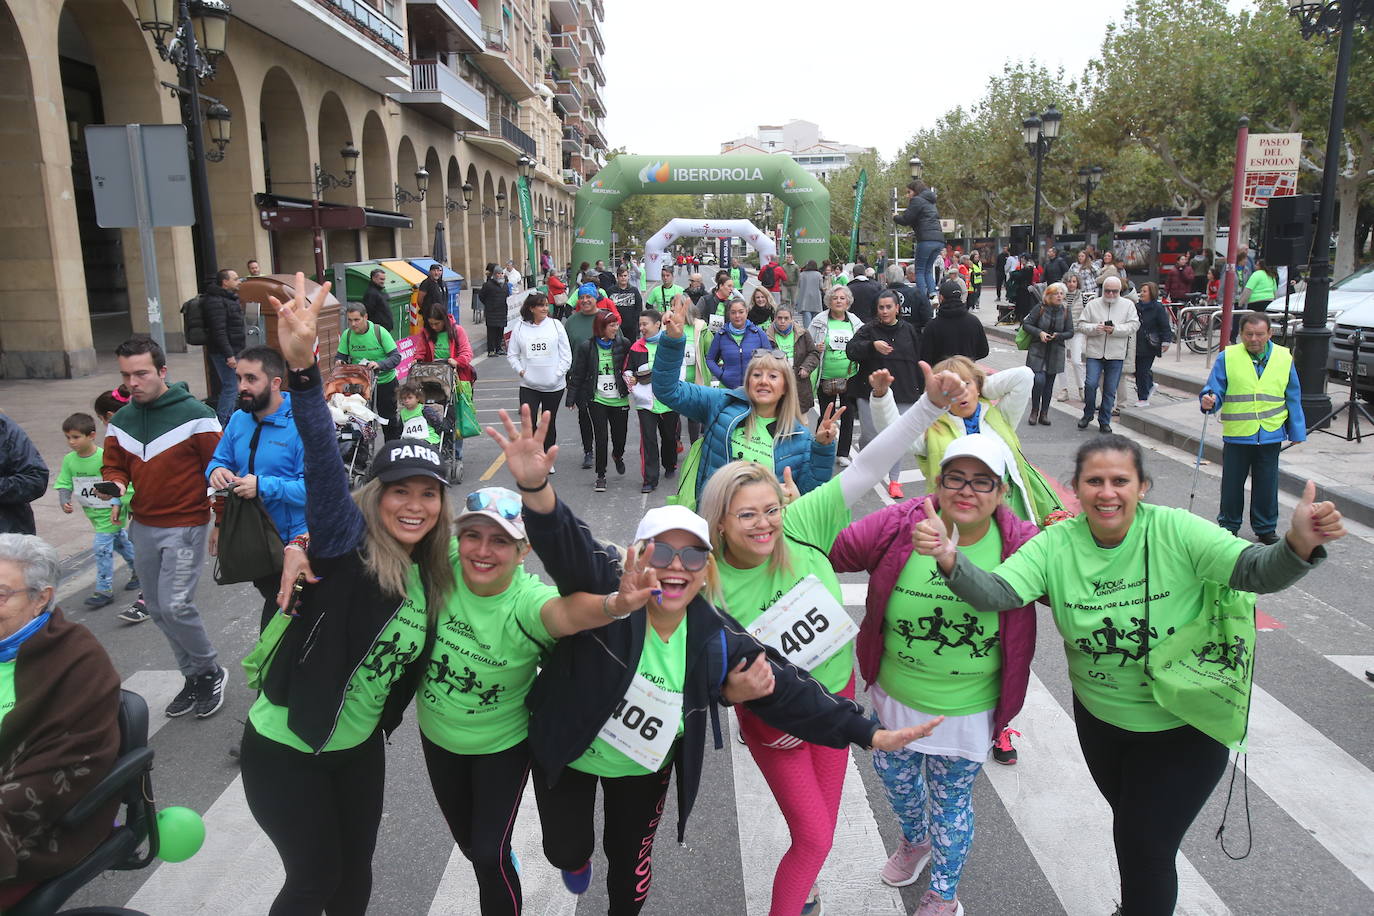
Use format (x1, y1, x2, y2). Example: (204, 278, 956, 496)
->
(213, 423, 285, 585)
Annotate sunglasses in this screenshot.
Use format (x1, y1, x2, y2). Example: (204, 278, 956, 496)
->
(466, 489, 521, 520)
(645, 541, 710, 572)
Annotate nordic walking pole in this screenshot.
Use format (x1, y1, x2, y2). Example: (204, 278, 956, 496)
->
(1188, 411, 1211, 513)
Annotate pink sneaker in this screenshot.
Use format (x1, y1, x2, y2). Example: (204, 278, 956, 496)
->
(879, 836, 931, 887)
(914, 889, 964, 916)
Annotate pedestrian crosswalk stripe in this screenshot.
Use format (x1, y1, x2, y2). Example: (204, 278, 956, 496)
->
(981, 672, 1231, 916)
(1324, 654, 1374, 688)
(1246, 684, 1374, 892)
(426, 781, 576, 916)
(727, 709, 905, 915)
(120, 670, 189, 742)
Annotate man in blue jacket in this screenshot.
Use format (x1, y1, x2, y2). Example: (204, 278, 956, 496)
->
(205, 345, 306, 629)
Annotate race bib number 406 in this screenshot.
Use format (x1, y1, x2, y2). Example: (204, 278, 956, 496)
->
(750, 575, 857, 671)
(595, 673, 680, 771)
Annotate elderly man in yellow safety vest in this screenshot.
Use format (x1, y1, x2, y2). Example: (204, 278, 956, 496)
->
(1198, 311, 1306, 544)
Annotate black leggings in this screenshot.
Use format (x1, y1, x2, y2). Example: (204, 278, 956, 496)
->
(421, 736, 531, 916)
(518, 387, 564, 451)
(637, 409, 680, 485)
(589, 402, 629, 475)
(533, 760, 674, 916)
(815, 384, 857, 458)
(485, 325, 505, 355)
(240, 723, 385, 916)
(1072, 695, 1229, 916)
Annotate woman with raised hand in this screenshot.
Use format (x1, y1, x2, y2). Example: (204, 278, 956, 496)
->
(653, 294, 836, 506)
(830, 435, 1039, 916)
(913, 434, 1346, 916)
(485, 405, 939, 916)
(695, 360, 970, 916)
(250, 274, 457, 916)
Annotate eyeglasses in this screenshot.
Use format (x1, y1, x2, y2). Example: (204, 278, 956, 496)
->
(733, 505, 784, 526)
(938, 473, 999, 494)
(646, 542, 711, 571)
(466, 488, 521, 520)
(0, 586, 37, 604)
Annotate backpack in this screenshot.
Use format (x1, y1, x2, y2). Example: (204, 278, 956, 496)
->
(181, 296, 207, 346)
(760, 264, 777, 287)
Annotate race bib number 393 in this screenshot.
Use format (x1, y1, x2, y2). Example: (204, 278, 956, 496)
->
(595, 673, 680, 772)
(750, 575, 857, 671)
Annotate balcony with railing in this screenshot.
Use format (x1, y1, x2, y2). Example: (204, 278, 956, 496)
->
(553, 78, 582, 112)
(549, 30, 581, 68)
(468, 114, 537, 163)
(393, 59, 488, 130)
(405, 0, 483, 52)
(476, 25, 537, 99)
(561, 123, 584, 152)
(590, 0, 604, 21)
(228, 0, 407, 92)
(581, 16, 603, 55)
(549, 0, 580, 29)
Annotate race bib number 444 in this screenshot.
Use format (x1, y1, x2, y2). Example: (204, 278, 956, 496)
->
(72, 476, 115, 509)
(595, 673, 680, 772)
(750, 575, 857, 671)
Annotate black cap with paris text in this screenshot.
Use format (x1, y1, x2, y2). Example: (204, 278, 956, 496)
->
(369, 439, 448, 485)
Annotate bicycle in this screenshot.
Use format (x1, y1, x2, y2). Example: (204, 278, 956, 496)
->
(1166, 294, 1222, 355)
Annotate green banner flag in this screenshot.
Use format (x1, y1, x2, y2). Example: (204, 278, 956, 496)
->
(849, 168, 868, 263)
(781, 205, 792, 259)
(517, 175, 537, 280)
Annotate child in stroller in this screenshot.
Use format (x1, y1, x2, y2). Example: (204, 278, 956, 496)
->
(325, 363, 381, 487)
(398, 367, 462, 483)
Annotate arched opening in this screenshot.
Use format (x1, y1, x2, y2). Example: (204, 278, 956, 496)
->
(361, 109, 394, 258)
(495, 175, 510, 267)
(259, 66, 312, 273)
(445, 156, 467, 278)
(317, 91, 360, 265)
(423, 145, 442, 261)
(465, 163, 481, 278)
(395, 137, 422, 256)
(481, 171, 497, 274)
(204, 53, 257, 283)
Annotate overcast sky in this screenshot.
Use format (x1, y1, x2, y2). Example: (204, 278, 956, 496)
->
(602, 0, 1255, 161)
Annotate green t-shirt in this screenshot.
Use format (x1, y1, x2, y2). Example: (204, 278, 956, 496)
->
(879, 526, 1003, 716)
(417, 559, 556, 755)
(716, 477, 854, 693)
(704, 296, 732, 334)
(773, 329, 796, 363)
(0, 660, 15, 735)
(1245, 269, 1277, 303)
(570, 617, 687, 778)
(434, 332, 452, 361)
(337, 323, 399, 383)
(730, 417, 776, 466)
(249, 567, 430, 752)
(645, 284, 685, 308)
(55, 448, 130, 534)
(399, 403, 441, 445)
(821, 319, 856, 380)
(992, 504, 1248, 731)
(593, 344, 629, 408)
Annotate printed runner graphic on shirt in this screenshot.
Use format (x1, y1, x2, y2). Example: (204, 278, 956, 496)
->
(358, 631, 421, 685)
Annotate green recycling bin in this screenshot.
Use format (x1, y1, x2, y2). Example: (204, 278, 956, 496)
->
(337, 261, 413, 334)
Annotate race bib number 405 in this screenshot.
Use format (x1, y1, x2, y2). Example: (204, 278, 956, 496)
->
(595, 673, 680, 772)
(750, 575, 857, 671)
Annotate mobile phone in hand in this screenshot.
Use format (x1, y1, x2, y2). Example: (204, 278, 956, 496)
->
(1103, 320, 1114, 327)
(92, 481, 122, 498)
(283, 573, 307, 618)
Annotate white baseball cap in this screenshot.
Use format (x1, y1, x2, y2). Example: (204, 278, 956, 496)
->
(633, 505, 711, 548)
(939, 433, 1010, 479)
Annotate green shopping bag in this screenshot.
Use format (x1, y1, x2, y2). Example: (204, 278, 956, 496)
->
(454, 380, 481, 440)
(1021, 461, 1065, 527)
(1015, 326, 1033, 350)
(242, 610, 293, 691)
(1143, 547, 1257, 752)
(668, 438, 704, 511)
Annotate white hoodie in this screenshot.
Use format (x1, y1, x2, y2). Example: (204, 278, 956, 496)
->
(508, 317, 572, 391)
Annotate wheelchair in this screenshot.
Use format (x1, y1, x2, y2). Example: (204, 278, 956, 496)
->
(9, 690, 160, 916)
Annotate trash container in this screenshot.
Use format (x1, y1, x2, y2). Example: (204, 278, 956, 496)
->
(238, 274, 342, 373)
(407, 258, 465, 324)
(381, 259, 428, 335)
(339, 261, 412, 335)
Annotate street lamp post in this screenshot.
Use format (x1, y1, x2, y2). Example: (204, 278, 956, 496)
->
(1078, 165, 1103, 239)
(308, 141, 359, 281)
(445, 182, 475, 214)
(135, 0, 233, 293)
(1022, 106, 1061, 259)
(1287, 0, 1373, 427)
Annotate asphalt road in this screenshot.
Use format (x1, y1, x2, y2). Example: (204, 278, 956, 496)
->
(63, 336, 1374, 916)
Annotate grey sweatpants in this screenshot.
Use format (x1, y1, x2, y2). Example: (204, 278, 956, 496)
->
(129, 519, 218, 677)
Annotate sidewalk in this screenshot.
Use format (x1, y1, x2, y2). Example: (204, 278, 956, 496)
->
(970, 291, 1374, 528)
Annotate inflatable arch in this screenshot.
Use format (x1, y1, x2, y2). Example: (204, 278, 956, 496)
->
(642, 219, 775, 283)
(570, 154, 829, 271)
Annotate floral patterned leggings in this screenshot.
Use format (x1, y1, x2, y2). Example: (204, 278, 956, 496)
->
(871, 747, 983, 900)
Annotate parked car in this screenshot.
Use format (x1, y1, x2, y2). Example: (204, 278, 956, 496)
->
(1264, 263, 1374, 399)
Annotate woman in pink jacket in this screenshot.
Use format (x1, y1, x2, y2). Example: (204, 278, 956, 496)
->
(829, 433, 1039, 916)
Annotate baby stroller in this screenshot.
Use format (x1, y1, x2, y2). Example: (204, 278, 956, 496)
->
(325, 363, 380, 488)
(405, 361, 463, 484)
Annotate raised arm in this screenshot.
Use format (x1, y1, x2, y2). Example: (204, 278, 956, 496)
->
(982, 365, 1033, 427)
(653, 297, 731, 421)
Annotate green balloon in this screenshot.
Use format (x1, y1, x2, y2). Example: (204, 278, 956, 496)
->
(156, 805, 206, 863)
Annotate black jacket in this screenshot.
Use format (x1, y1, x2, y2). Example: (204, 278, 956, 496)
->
(894, 189, 943, 242)
(362, 283, 393, 333)
(479, 278, 509, 327)
(846, 277, 882, 325)
(846, 320, 923, 401)
(566, 334, 632, 408)
(1043, 255, 1070, 285)
(202, 285, 246, 356)
(684, 284, 709, 306)
(887, 282, 932, 333)
(0, 414, 47, 535)
(418, 277, 448, 314)
(523, 497, 878, 843)
(919, 301, 989, 366)
(1135, 298, 1175, 357)
(608, 286, 643, 333)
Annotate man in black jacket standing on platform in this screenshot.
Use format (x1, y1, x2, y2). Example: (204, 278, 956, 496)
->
(202, 268, 246, 425)
(919, 279, 989, 366)
(361, 268, 393, 333)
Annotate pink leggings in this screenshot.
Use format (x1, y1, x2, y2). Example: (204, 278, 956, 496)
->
(737, 676, 855, 916)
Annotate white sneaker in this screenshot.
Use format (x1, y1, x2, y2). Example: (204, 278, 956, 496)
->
(836, 456, 852, 467)
(1136, 399, 1150, 408)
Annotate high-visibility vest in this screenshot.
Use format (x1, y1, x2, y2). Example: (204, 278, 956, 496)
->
(1220, 343, 1292, 438)
(969, 261, 983, 286)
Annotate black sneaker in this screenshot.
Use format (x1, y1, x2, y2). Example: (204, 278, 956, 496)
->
(84, 592, 114, 609)
(165, 677, 197, 717)
(614, 455, 626, 475)
(1099, 423, 1113, 435)
(664, 467, 677, 480)
(117, 597, 149, 624)
(594, 475, 607, 492)
(194, 665, 229, 719)
(992, 727, 1021, 765)
(1077, 416, 1091, 430)
(641, 482, 656, 494)
(581, 451, 594, 470)
(124, 576, 141, 591)
(1255, 532, 1279, 545)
